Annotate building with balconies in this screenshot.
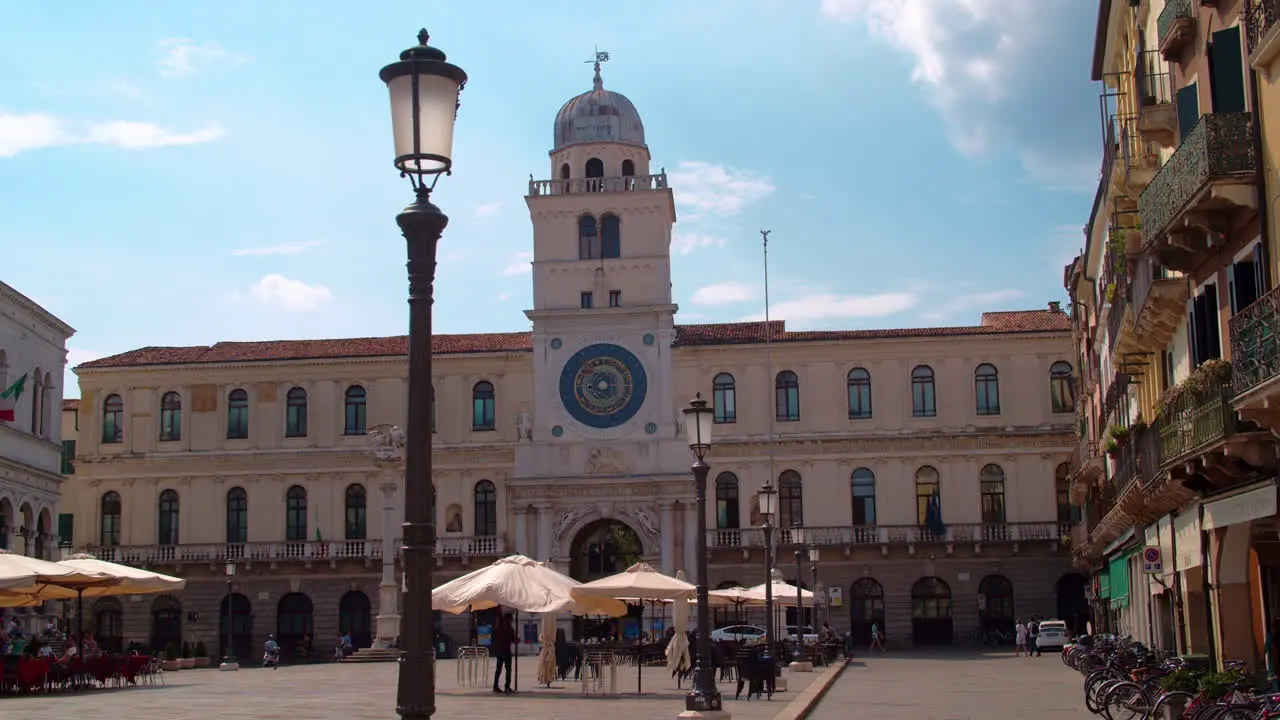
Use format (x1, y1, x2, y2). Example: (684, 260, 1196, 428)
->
(59, 62, 1083, 658)
(1067, 0, 1279, 671)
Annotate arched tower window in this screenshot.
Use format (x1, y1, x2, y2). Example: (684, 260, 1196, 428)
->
(560, 163, 570, 179)
(621, 159, 635, 177)
(601, 214, 621, 259)
(578, 215, 600, 260)
(585, 157, 604, 178)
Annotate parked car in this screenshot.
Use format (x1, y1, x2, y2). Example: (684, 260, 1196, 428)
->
(1036, 620, 1068, 650)
(710, 624, 766, 644)
(785, 626, 820, 644)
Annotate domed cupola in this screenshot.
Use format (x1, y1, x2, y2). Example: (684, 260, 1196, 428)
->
(553, 59, 646, 150)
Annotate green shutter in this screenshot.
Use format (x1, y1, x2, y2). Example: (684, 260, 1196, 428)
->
(60, 440, 75, 474)
(57, 514, 74, 545)
(1210, 27, 1246, 114)
(1098, 569, 1111, 599)
(1109, 553, 1133, 609)
(1176, 83, 1200, 144)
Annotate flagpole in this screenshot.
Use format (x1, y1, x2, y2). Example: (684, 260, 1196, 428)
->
(761, 229, 777, 653)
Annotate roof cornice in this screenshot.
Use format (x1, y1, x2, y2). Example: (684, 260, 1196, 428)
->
(0, 281, 75, 337)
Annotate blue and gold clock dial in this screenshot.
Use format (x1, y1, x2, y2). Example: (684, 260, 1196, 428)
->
(559, 343, 648, 429)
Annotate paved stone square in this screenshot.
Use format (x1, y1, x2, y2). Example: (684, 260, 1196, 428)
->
(1, 655, 823, 719)
(810, 649, 1085, 720)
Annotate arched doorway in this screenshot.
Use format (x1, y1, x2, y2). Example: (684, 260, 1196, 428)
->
(150, 594, 183, 655)
(339, 591, 372, 650)
(911, 577, 953, 646)
(276, 593, 314, 660)
(1056, 573, 1090, 636)
(220, 592, 252, 662)
(978, 575, 1015, 637)
(92, 597, 124, 654)
(849, 578, 885, 645)
(570, 519, 645, 640)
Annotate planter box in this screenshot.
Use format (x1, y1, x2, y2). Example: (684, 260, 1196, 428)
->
(161, 660, 180, 671)
(193, 657, 211, 668)
(179, 657, 196, 669)
(1160, 696, 1188, 720)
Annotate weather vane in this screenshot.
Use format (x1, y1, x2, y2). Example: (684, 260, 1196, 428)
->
(586, 48, 611, 66)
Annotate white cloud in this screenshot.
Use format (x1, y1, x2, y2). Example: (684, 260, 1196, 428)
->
(231, 240, 325, 257)
(691, 282, 757, 306)
(158, 38, 239, 78)
(667, 160, 775, 219)
(740, 292, 918, 323)
(247, 274, 332, 312)
(921, 289, 1024, 322)
(496, 292, 512, 302)
(671, 231, 728, 255)
(474, 201, 502, 219)
(0, 112, 223, 157)
(502, 252, 534, 277)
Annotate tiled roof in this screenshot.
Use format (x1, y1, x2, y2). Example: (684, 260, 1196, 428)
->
(62, 399, 80, 411)
(76, 310, 1069, 370)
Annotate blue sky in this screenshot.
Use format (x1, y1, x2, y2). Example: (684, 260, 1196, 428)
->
(0, 1, 1100, 397)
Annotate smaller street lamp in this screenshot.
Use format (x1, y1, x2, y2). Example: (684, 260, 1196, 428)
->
(808, 544, 820, 658)
(758, 483, 777, 650)
(681, 393, 723, 714)
(220, 561, 239, 670)
(791, 524, 805, 663)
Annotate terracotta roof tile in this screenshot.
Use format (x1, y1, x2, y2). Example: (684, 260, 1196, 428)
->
(61, 399, 80, 411)
(76, 310, 1069, 370)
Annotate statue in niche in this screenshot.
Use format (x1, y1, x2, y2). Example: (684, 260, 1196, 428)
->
(629, 507, 659, 538)
(445, 504, 463, 533)
(749, 493, 762, 527)
(516, 408, 532, 441)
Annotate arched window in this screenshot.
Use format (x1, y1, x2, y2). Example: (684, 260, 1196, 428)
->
(978, 575, 1015, 631)
(847, 368, 872, 419)
(285, 387, 308, 437)
(911, 365, 936, 417)
(285, 485, 307, 542)
(578, 215, 600, 259)
(1056, 462, 1079, 524)
(914, 466, 939, 526)
(1050, 361, 1076, 413)
(775, 370, 800, 422)
(601, 213, 621, 258)
(980, 464, 1006, 524)
(226, 388, 249, 439)
(779, 470, 803, 528)
(560, 163, 570, 179)
(472, 381, 495, 431)
(102, 394, 124, 444)
(851, 468, 876, 525)
(157, 489, 179, 546)
(159, 392, 181, 441)
(226, 487, 247, 544)
(975, 363, 1000, 415)
(621, 159, 635, 177)
(93, 597, 124, 654)
(585, 157, 604, 178)
(345, 484, 367, 540)
(712, 373, 736, 424)
(344, 385, 367, 435)
(714, 472, 739, 529)
(99, 491, 122, 546)
(474, 480, 497, 536)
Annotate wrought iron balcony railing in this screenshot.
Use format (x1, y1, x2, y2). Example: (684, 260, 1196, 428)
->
(1139, 113, 1257, 245)
(1135, 50, 1173, 110)
(77, 536, 506, 565)
(1102, 372, 1132, 424)
(1158, 0, 1194, 51)
(707, 522, 1070, 549)
(1230, 285, 1280, 396)
(1247, 0, 1280, 56)
(528, 172, 668, 197)
(1158, 375, 1238, 466)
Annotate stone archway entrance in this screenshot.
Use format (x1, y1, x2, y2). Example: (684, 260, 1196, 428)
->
(569, 519, 645, 641)
(1056, 573, 1090, 636)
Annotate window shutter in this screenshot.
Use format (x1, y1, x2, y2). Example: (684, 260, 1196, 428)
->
(1203, 284, 1223, 361)
(57, 514, 74, 545)
(1255, 242, 1269, 294)
(1228, 263, 1238, 315)
(1176, 83, 1200, 144)
(1188, 293, 1202, 366)
(1209, 27, 1246, 114)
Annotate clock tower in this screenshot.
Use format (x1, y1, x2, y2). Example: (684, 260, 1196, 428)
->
(512, 57, 695, 578)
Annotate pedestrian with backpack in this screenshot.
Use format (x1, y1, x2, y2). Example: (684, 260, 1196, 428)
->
(1027, 616, 1041, 657)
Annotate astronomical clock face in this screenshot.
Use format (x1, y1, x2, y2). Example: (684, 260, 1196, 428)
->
(559, 343, 648, 429)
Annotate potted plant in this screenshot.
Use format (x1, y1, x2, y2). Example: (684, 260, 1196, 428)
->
(162, 643, 180, 672)
(179, 640, 196, 669)
(193, 640, 211, 668)
(1198, 671, 1238, 702)
(1157, 670, 1198, 719)
(1104, 438, 1120, 457)
(1108, 424, 1130, 445)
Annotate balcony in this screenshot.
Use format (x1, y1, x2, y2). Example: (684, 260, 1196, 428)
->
(1231, 285, 1280, 428)
(77, 536, 506, 567)
(1158, 0, 1195, 59)
(1069, 435, 1104, 502)
(1155, 368, 1272, 487)
(1126, 256, 1187, 354)
(1121, 113, 1164, 194)
(1102, 372, 1132, 425)
(1138, 113, 1258, 273)
(1247, 0, 1280, 80)
(1135, 50, 1177, 148)
(707, 522, 1070, 551)
(527, 172, 668, 197)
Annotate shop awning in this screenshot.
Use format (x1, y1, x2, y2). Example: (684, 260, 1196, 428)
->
(1202, 481, 1277, 530)
(1108, 551, 1133, 609)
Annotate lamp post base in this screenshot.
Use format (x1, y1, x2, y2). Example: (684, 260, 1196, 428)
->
(788, 660, 814, 673)
(678, 711, 733, 719)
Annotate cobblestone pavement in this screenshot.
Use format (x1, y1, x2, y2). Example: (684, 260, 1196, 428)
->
(810, 649, 1085, 720)
(2, 656, 824, 719)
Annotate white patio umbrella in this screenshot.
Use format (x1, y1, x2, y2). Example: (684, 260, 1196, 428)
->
(59, 554, 186, 597)
(739, 579, 814, 607)
(0, 549, 116, 598)
(432, 555, 626, 616)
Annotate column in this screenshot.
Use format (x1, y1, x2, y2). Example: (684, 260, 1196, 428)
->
(683, 503, 698, 583)
(535, 503, 553, 562)
(374, 480, 402, 648)
(659, 501, 675, 576)
(513, 506, 528, 556)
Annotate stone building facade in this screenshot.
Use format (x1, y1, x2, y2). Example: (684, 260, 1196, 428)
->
(58, 63, 1084, 657)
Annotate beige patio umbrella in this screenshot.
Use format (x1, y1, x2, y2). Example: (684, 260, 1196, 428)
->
(665, 570, 691, 680)
(536, 612, 557, 687)
(0, 549, 116, 598)
(59, 554, 186, 598)
(739, 578, 814, 607)
(432, 555, 627, 616)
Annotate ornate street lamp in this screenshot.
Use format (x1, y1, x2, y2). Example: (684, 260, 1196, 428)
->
(808, 544, 819, 662)
(682, 394, 722, 714)
(791, 524, 805, 663)
(220, 561, 238, 670)
(379, 29, 467, 720)
(758, 482, 777, 651)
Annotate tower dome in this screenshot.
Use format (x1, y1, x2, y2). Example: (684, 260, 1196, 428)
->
(553, 61, 646, 150)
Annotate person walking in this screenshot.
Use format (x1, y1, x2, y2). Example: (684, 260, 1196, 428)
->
(869, 622, 884, 652)
(1027, 616, 1042, 657)
(1014, 618, 1027, 657)
(491, 613, 517, 694)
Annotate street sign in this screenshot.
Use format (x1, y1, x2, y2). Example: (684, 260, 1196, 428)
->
(1143, 546, 1162, 574)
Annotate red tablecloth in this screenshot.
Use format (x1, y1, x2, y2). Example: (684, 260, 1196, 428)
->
(17, 657, 50, 691)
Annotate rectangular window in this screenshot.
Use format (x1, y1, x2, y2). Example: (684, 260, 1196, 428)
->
(580, 292, 594, 309)
(1190, 284, 1222, 366)
(608, 290, 621, 307)
(912, 382, 936, 417)
(57, 513, 74, 547)
(286, 405, 307, 437)
(1230, 253, 1260, 314)
(1176, 82, 1200, 144)
(60, 440, 75, 474)
(1209, 27, 1246, 114)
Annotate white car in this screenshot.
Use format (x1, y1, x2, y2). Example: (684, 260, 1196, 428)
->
(786, 626, 820, 644)
(1036, 620, 1069, 650)
(710, 624, 766, 644)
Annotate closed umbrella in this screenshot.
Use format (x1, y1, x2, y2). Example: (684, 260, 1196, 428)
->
(536, 612, 557, 687)
(665, 574, 691, 680)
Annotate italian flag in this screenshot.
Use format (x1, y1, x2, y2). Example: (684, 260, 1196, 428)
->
(0, 373, 27, 423)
